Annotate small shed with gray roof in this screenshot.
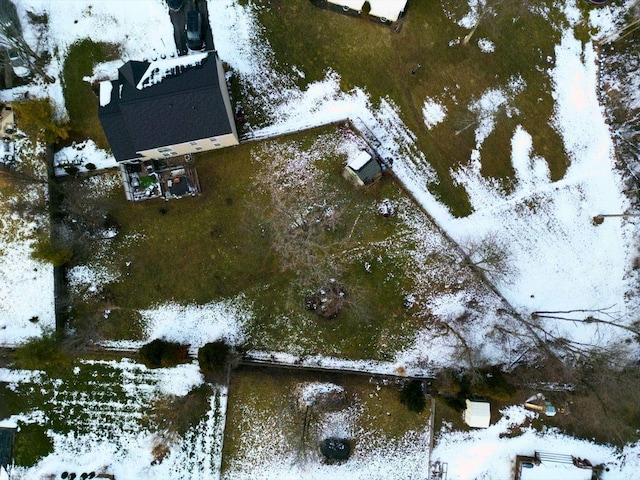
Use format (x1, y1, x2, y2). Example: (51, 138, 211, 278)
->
(343, 150, 382, 187)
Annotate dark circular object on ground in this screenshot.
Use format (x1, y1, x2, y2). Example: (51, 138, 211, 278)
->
(320, 437, 351, 460)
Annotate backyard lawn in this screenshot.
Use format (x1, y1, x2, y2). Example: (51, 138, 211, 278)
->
(62, 123, 501, 361)
(62, 40, 120, 149)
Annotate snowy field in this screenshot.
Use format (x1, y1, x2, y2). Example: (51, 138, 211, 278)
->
(0, 137, 54, 345)
(0, 0, 638, 478)
(209, 0, 639, 359)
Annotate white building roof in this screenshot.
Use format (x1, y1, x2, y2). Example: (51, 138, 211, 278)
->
(520, 462, 593, 480)
(347, 150, 372, 171)
(463, 400, 491, 428)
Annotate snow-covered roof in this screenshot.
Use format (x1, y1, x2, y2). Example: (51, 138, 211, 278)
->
(463, 400, 491, 428)
(99, 81, 113, 107)
(135, 51, 209, 90)
(347, 150, 372, 171)
(520, 461, 592, 480)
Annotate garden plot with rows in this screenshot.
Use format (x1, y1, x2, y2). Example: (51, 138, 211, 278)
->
(0, 359, 226, 480)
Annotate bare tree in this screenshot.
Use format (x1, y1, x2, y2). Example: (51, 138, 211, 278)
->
(460, 0, 531, 47)
(250, 163, 363, 293)
(460, 233, 515, 286)
(532, 306, 640, 338)
(596, 1, 640, 46)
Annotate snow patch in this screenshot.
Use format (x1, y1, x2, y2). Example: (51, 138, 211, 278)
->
(67, 265, 119, 299)
(53, 140, 118, 176)
(422, 98, 447, 129)
(136, 52, 208, 90)
(140, 298, 250, 348)
(477, 38, 495, 53)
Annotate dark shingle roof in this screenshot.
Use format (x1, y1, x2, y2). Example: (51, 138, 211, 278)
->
(98, 52, 233, 162)
(118, 60, 149, 87)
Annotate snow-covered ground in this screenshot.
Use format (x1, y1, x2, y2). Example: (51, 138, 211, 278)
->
(99, 297, 251, 354)
(0, 0, 634, 355)
(53, 140, 117, 176)
(0, 0, 638, 477)
(0, 135, 54, 344)
(222, 376, 432, 480)
(432, 405, 640, 480)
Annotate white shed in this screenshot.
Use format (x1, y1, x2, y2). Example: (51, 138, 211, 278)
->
(463, 400, 491, 428)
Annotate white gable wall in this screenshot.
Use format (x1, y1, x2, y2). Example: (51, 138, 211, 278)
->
(327, 0, 365, 11)
(368, 0, 408, 22)
(326, 0, 408, 22)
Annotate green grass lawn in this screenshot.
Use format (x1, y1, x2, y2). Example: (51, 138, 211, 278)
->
(65, 124, 472, 360)
(62, 39, 120, 149)
(236, 0, 582, 216)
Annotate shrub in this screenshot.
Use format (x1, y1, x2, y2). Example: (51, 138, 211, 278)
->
(85, 162, 96, 170)
(13, 331, 71, 372)
(400, 379, 426, 413)
(13, 98, 69, 144)
(148, 384, 212, 435)
(471, 367, 516, 401)
(31, 237, 74, 267)
(361, 1, 371, 17)
(198, 340, 231, 373)
(139, 339, 189, 368)
(434, 368, 463, 396)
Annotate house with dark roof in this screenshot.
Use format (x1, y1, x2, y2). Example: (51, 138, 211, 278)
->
(98, 51, 239, 201)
